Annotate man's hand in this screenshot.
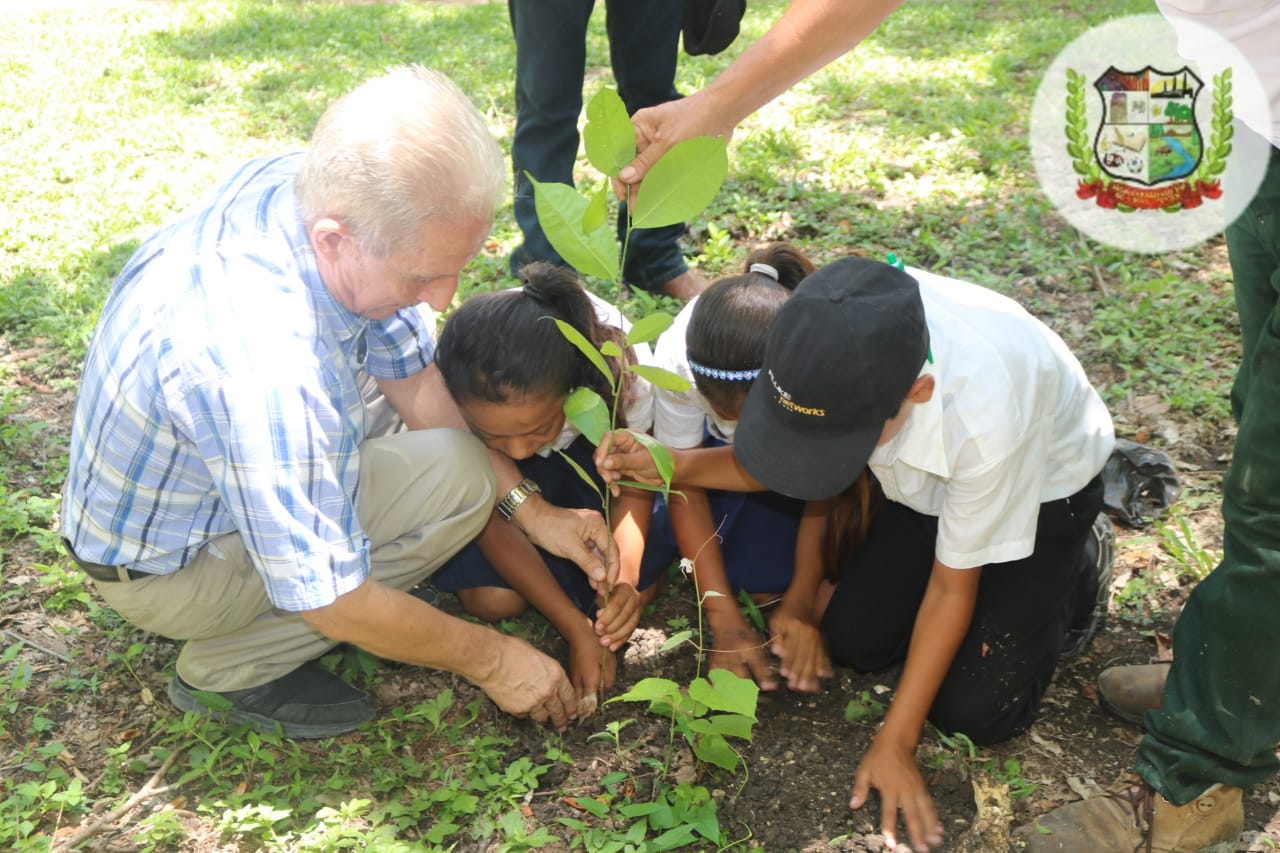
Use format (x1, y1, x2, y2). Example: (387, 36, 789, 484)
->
(619, 93, 736, 185)
(513, 496, 620, 590)
(594, 429, 663, 495)
(768, 607, 833, 693)
(475, 634, 579, 732)
(594, 582, 641, 651)
(850, 733, 945, 852)
(708, 616, 778, 691)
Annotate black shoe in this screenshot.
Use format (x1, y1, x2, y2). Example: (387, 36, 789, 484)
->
(1059, 513, 1116, 660)
(168, 660, 374, 738)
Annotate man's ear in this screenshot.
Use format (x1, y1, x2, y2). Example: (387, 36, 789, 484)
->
(906, 374, 935, 404)
(309, 217, 347, 264)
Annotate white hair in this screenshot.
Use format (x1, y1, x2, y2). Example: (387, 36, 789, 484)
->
(296, 65, 505, 258)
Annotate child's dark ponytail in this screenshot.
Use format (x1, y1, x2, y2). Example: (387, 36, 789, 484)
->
(436, 262, 634, 426)
(686, 242, 816, 408)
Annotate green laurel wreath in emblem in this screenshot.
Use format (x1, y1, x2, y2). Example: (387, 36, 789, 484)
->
(1065, 68, 1103, 185)
(1190, 68, 1233, 188)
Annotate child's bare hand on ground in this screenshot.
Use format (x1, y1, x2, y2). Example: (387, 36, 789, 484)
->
(850, 735, 945, 852)
(594, 430, 662, 495)
(768, 608, 833, 693)
(567, 629, 615, 714)
(594, 582, 641, 650)
(708, 618, 779, 690)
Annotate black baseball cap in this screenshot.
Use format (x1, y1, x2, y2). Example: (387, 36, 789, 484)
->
(683, 0, 745, 56)
(735, 257, 930, 501)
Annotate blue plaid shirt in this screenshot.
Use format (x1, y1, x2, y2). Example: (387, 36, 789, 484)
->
(62, 154, 435, 611)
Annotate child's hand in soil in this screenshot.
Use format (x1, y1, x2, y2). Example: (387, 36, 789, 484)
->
(767, 607, 833, 693)
(709, 617, 779, 690)
(568, 628, 616, 715)
(594, 582, 641, 650)
(850, 733, 945, 852)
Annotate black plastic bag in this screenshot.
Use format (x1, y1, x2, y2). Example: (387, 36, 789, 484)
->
(1102, 438, 1182, 528)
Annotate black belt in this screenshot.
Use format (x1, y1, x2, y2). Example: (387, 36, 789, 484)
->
(62, 538, 151, 583)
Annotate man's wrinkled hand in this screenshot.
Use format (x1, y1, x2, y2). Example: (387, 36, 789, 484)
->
(517, 497, 620, 589)
(478, 636, 578, 732)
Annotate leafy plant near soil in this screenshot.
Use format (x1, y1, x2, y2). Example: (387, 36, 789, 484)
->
(532, 86, 759, 841)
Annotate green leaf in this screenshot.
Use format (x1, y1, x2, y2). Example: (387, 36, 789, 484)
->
(688, 669, 759, 718)
(563, 385, 611, 447)
(600, 340, 622, 358)
(528, 174, 619, 281)
(659, 629, 694, 652)
(687, 712, 756, 741)
(625, 311, 675, 346)
(691, 732, 739, 771)
(583, 88, 636, 178)
(552, 318, 615, 389)
(612, 677, 681, 704)
(583, 180, 610, 234)
(555, 446, 604, 502)
(191, 689, 234, 712)
(574, 796, 610, 818)
(649, 825, 699, 851)
(632, 137, 728, 229)
(629, 363, 692, 392)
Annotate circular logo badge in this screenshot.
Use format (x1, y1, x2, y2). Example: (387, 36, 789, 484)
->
(1030, 14, 1271, 253)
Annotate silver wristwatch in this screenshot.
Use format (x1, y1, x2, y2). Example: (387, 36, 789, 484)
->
(496, 478, 541, 521)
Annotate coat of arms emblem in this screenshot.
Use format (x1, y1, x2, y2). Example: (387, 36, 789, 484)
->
(1065, 64, 1233, 211)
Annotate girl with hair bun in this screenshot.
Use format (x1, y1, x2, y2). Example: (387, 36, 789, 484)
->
(431, 263, 672, 709)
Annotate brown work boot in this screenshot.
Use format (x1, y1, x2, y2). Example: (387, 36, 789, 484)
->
(1098, 662, 1171, 724)
(658, 270, 708, 300)
(1014, 777, 1243, 852)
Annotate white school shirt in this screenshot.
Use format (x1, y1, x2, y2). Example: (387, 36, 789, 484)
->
(539, 289, 657, 456)
(867, 267, 1115, 570)
(651, 297, 741, 448)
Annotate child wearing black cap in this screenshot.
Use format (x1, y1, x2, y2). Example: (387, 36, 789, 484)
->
(598, 256, 1114, 852)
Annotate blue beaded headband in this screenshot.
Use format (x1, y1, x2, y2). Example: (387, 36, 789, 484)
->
(688, 360, 760, 382)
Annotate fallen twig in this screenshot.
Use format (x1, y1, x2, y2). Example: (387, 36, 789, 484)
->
(2, 629, 72, 664)
(51, 749, 181, 853)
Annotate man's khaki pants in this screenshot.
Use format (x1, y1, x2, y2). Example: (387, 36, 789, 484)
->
(92, 429, 495, 692)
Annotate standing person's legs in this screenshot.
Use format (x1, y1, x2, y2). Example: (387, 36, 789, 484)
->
(604, 0, 690, 292)
(93, 429, 495, 692)
(1135, 143, 1280, 803)
(508, 0, 594, 276)
(822, 479, 1100, 745)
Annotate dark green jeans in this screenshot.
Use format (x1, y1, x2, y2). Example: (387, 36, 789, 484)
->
(1136, 139, 1280, 803)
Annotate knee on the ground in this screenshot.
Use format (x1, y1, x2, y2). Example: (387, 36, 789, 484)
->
(456, 587, 528, 622)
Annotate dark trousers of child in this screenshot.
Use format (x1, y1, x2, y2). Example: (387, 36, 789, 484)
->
(821, 475, 1104, 745)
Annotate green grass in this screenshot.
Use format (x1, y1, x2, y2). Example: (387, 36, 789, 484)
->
(0, 0, 1243, 849)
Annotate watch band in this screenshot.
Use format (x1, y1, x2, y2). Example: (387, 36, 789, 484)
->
(497, 478, 541, 521)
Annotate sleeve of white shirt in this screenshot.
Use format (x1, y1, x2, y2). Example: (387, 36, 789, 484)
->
(652, 300, 712, 449)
